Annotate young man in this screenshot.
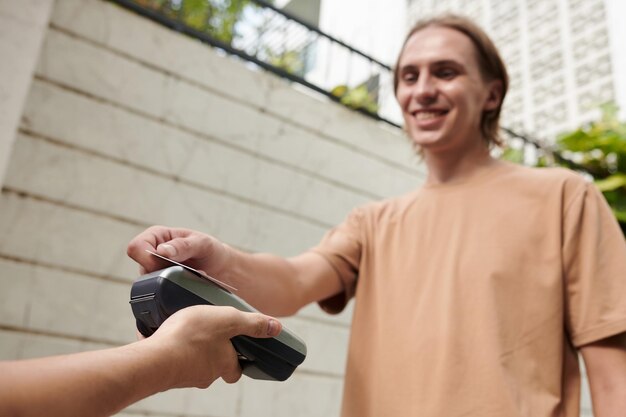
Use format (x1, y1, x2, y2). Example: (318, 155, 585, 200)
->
(0, 306, 281, 417)
(127, 15, 626, 417)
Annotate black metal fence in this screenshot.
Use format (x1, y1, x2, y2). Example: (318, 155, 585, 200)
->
(109, 0, 567, 168)
(109, 0, 401, 127)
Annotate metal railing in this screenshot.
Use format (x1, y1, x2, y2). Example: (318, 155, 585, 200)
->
(109, 0, 576, 170)
(109, 0, 400, 126)
(500, 127, 591, 171)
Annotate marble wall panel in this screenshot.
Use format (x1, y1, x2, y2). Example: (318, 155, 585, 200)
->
(0, 0, 54, 186)
(5, 134, 327, 256)
(0, 259, 34, 328)
(50, 0, 421, 175)
(36, 28, 419, 199)
(0, 259, 134, 344)
(0, 329, 85, 360)
(21, 81, 371, 227)
(0, 192, 141, 281)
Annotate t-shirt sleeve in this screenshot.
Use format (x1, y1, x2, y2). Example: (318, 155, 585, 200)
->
(309, 207, 364, 314)
(562, 181, 626, 347)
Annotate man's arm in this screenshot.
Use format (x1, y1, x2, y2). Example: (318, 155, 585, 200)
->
(127, 226, 344, 316)
(580, 331, 626, 417)
(0, 306, 281, 417)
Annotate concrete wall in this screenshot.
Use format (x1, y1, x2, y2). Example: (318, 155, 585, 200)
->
(0, 0, 54, 186)
(0, 0, 424, 416)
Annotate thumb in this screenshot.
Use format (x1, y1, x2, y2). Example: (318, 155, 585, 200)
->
(156, 233, 217, 263)
(156, 236, 197, 261)
(229, 312, 282, 339)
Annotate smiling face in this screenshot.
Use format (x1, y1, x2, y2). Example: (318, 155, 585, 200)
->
(395, 26, 502, 155)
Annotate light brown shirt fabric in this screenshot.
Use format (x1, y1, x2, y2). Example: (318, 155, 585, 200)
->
(312, 162, 626, 417)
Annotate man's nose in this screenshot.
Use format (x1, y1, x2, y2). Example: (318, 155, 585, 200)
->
(414, 74, 437, 105)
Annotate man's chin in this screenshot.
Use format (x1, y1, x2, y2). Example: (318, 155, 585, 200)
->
(410, 135, 444, 149)
(412, 138, 460, 155)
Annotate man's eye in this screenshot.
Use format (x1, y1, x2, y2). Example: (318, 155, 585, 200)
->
(437, 68, 457, 79)
(402, 72, 418, 83)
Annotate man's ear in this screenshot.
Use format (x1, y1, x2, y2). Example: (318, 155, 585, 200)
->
(484, 80, 503, 111)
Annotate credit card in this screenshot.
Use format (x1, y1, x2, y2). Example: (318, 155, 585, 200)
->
(145, 249, 238, 293)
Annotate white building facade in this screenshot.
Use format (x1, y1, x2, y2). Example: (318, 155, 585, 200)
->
(407, 0, 626, 142)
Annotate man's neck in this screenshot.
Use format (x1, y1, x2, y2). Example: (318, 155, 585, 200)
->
(422, 141, 498, 186)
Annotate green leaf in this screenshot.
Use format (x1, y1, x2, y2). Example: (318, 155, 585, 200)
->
(612, 208, 626, 223)
(330, 85, 348, 98)
(595, 174, 626, 192)
(500, 147, 524, 164)
(525, 102, 626, 236)
(334, 84, 379, 114)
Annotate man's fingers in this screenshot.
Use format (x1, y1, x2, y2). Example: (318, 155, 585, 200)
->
(127, 226, 170, 272)
(155, 234, 208, 262)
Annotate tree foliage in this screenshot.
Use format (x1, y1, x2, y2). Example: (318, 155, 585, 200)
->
(135, 0, 251, 44)
(502, 104, 626, 234)
(553, 104, 626, 232)
(267, 49, 306, 76)
(330, 84, 379, 114)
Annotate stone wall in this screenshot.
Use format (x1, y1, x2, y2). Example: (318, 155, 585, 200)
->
(0, 0, 424, 416)
(0, 0, 54, 185)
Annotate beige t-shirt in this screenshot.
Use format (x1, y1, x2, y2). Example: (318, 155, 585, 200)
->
(312, 162, 626, 417)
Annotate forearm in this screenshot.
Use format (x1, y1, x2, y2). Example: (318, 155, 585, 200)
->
(590, 388, 626, 417)
(581, 332, 626, 417)
(223, 250, 307, 316)
(587, 367, 626, 417)
(0, 341, 171, 417)
(222, 248, 340, 316)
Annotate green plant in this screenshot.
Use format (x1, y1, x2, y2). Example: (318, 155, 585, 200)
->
(267, 49, 306, 75)
(330, 84, 379, 114)
(555, 103, 626, 230)
(506, 103, 626, 233)
(499, 146, 525, 164)
(135, 0, 251, 44)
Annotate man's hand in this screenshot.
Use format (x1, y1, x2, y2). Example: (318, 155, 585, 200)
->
(127, 225, 343, 316)
(127, 225, 230, 276)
